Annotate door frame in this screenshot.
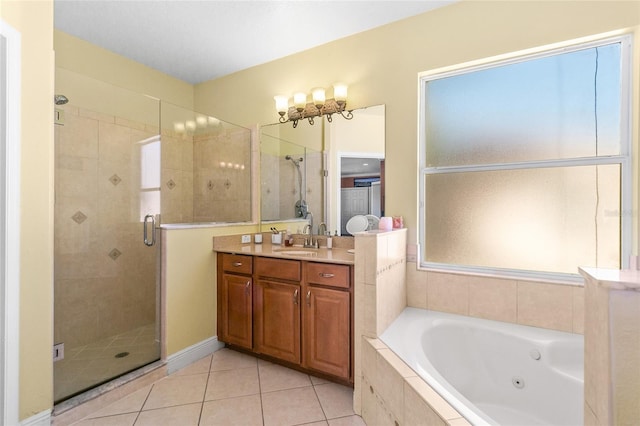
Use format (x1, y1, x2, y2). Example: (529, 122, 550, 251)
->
(335, 152, 384, 235)
(0, 18, 21, 425)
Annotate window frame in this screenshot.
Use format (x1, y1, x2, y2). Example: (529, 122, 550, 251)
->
(418, 34, 632, 283)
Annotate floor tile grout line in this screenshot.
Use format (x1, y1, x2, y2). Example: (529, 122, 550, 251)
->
(132, 383, 154, 425)
(310, 381, 329, 422)
(257, 358, 266, 426)
(196, 355, 214, 425)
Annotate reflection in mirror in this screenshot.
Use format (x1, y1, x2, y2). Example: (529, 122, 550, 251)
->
(161, 102, 252, 224)
(260, 104, 385, 235)
(260, 123, 323, 226)
(328, 105, 385, 235)
(339, 156, 384, 235)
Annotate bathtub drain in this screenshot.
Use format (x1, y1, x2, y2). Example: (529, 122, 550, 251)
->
(512, 376, 525, 389)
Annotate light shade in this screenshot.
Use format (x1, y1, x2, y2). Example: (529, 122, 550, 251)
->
(293, 92, 307, 110)
(311, 87, 326, 107)
(333, 83, 348, 102)
(274, 95, 289, 114)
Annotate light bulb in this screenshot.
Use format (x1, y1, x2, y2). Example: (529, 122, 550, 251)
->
(293, 92, 307, 111)
(311, 87, 326, 108)
(274, 95, 289, 114)
(333, 83, 348, 103)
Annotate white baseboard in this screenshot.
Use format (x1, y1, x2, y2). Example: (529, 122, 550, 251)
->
(20, 409, 51, 426)
(166, 336, 224, 374)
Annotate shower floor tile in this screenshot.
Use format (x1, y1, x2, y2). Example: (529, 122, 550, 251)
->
(54, 324, 160, 403)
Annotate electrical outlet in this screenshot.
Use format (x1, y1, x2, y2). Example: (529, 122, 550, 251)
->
(241, 234, 251, 244)
(53, 343, 64, 362)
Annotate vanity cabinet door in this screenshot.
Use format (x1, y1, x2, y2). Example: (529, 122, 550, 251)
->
(302, 286, 350, 380)
(219, 273, 253, 349)
(254, 279, 301, 364)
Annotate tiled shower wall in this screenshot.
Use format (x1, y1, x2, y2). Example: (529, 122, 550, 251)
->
(161, 127, 251, 224)
(54, 105, 158, 348)
(261, 150, 323, 225)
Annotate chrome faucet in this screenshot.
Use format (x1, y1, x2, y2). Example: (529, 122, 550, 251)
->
(318, 222, 327, 237)
(303, 212, 317, 248)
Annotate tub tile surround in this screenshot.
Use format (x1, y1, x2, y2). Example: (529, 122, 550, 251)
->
(580, 267, 640, 426)
(405, 267, 585, 334)
(354, 229, 585, 426)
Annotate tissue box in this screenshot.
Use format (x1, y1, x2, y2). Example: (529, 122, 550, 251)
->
(271, 233, 283, 245)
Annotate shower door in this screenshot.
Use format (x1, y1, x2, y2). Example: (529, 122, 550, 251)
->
(53, 71, 161, 403)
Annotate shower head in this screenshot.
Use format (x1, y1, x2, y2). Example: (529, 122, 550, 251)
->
(285, 155, 303, 164)
(54, 94, 69, 105)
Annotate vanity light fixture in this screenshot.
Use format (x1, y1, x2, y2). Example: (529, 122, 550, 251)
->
(274, 83, 353, 128)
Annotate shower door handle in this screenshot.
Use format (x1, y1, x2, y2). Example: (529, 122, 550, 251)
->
(143, 214, 156, 247)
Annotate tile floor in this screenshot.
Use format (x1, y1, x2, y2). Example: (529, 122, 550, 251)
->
(55, 324, 160, 403)
(72, 348, 365, 426)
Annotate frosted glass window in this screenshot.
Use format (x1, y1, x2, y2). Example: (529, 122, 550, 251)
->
(425, 43, 621, 167)
(140, 139, 161, 189)
(419, 37, 629, 278)
(424, 165, 620, 274)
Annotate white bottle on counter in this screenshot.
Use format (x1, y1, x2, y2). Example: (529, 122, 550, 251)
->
(326, 232, 333, 249)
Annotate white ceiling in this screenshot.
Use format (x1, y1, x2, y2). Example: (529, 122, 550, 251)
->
(54, 0, 456, 84)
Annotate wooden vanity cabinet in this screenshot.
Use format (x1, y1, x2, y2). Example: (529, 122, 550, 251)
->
(254, 257, 301, 364)
(217, 253, 353, 383)
(217, 253, 253, 350)
(303, 262, 352, 381)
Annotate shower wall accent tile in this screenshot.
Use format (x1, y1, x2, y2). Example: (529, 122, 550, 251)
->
(109, 174, 122, 186)
(166, 179, 176, 190)
(72, 210, 88, 224)
(108, 248, 122, 261)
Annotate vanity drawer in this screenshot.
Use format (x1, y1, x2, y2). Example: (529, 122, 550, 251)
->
(255, 257, 301, 282)
(222, 253, 253, 275)
(306, 262, 350, 289)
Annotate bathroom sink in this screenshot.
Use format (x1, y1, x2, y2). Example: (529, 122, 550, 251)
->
(273, 248, 318, 257)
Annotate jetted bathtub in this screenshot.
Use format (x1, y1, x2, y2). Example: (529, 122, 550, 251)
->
(380, 308, 583, 425)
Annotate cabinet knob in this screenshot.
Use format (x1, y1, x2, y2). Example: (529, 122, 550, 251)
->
(293, 289, 299, 305)
(232, 262, 243, 267)
(319, 272, 335, 278)
(245, 281, 250, 294)
(306, 290, 311, 305)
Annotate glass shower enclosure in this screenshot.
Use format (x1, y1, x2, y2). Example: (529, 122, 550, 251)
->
(53, 69, 161, 402)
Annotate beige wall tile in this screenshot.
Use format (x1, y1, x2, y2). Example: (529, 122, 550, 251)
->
(468, 276, 517, 323)
(404, 380, 446, 426)
(405, 376, 462, 421)
(406, 266, 428, 309)
(572, 285, 585, 334)
(361, 338, 378, 381)
(517, 281, 573, 332)
(360, 375, 378, 426)
(427, 272, 469, 315)
(375, 349, 407, 424)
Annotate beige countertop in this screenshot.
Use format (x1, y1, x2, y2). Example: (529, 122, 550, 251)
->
(214, 242, 355, 265)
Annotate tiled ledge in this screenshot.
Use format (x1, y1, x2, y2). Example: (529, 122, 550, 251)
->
(360, 337, 470, 426)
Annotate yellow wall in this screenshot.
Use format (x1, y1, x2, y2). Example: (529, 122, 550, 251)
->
(54, 30, 194, 110)
(195, 0, 640, 248)
(1, 0, 55, 420)
(163, 225, 258, 355)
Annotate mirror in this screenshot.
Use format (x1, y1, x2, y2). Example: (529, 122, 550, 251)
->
(260, 124, 323, 226)
(260, 104, 385, 235)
